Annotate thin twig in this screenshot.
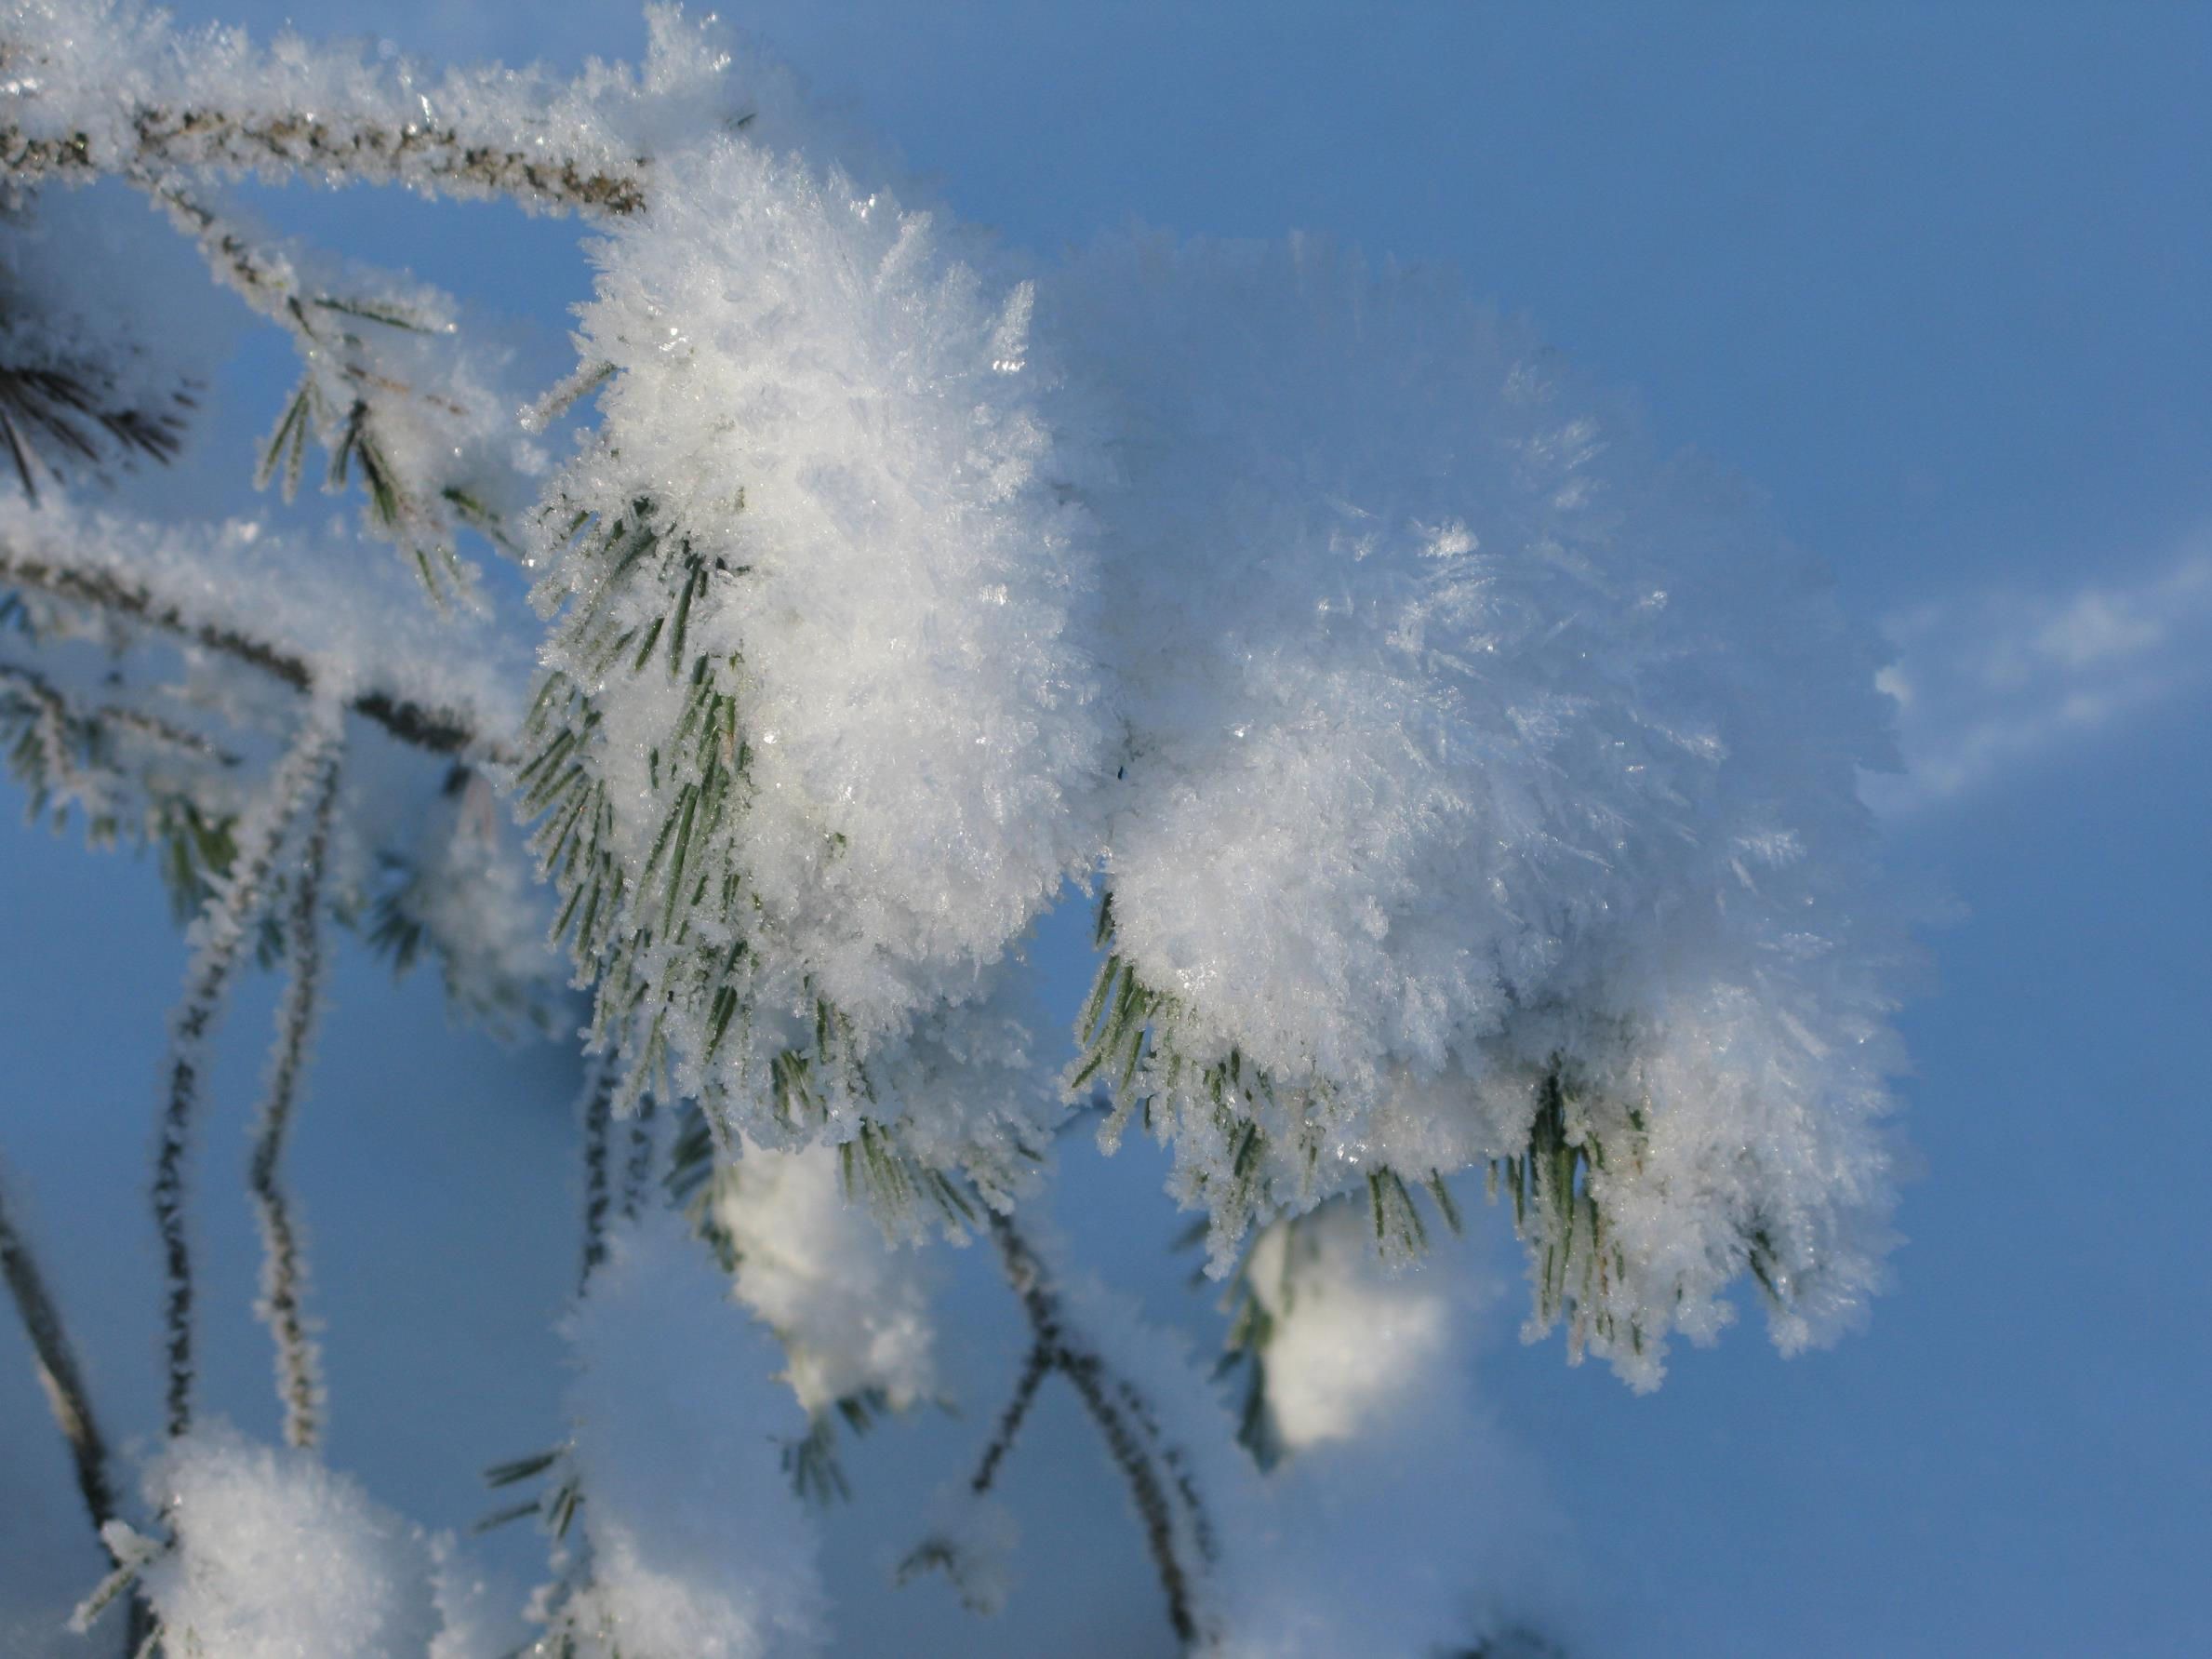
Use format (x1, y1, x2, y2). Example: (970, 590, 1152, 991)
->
(0, 1162, 123, 1531)
(979, 1213, 1216, 1647)
(967, 1334, 1053, 1498)
(154, 707, 341, 1438)
(247, 750, 340, 1448)
(0, 1157, 155, 1652)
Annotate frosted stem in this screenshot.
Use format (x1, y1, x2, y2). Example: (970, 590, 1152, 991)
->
(1, 106, 644, 216)
(247, 749, 340, 1450)
(966, 1336, 1052, 1499)
(0, 1159, 122, 1531)
(153, 703, 342, 1439)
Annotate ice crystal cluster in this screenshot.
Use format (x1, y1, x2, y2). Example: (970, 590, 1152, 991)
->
(0, 2, 1920, 1654)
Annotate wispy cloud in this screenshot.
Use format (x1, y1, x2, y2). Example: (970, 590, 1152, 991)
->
(1862, 539, 2212, 818)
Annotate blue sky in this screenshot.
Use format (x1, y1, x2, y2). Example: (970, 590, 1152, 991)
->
(3, 5, 2207, 1655)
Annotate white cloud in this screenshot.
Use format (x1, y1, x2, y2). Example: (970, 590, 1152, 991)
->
(1862, 538, 2212, 818)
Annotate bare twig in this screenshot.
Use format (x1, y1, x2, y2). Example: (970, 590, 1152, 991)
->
(0, 1163, 122, 1532)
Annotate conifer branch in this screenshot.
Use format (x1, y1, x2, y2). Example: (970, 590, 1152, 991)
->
(0, 657, 236, 770)
(136, 179, 504, 602)
(0, 359, 188, 492)
(247, 749, 340, 1450)
(0, 543, 496, 758)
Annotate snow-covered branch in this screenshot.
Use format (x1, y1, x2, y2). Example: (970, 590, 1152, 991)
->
(0, 0, 658, 215)
(0, 499, 513, 758)
(2, 101, 646, 216)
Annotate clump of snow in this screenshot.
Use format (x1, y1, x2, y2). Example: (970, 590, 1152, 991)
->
(1242, 1200, 1471, 1451)
(1208, 1400, 1569, 1659)
(1045, 230, 1909, 1377)
(1200, 1206, 1573, 1656)
(0, 6, 1942, 1654)
(715, 1140, 941, 1416)
(558, 1211, 829, 1658)
(427, 1534, 532, 1659)
(127, 1422, 440, 1659)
